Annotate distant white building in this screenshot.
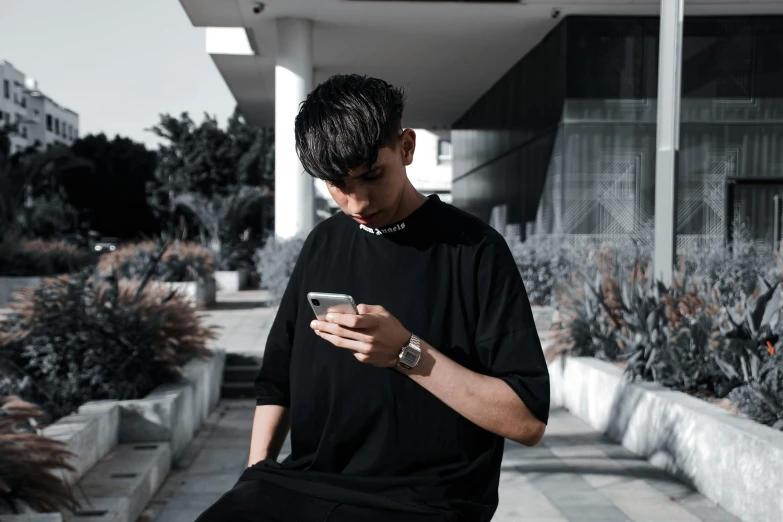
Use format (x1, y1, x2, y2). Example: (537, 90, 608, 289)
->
(0, 60, 79, 154)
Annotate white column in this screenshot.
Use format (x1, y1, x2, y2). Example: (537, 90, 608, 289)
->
(653, 0, 684, 285)
(275, 18, 314, 239)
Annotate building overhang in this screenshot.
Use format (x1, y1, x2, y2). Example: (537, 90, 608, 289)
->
(180, 0, 783, 128)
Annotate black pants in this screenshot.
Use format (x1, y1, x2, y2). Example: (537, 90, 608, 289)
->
(195, 478, 447, 522)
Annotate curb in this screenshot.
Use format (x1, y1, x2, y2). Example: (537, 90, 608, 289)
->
(549, 355, 783, 522)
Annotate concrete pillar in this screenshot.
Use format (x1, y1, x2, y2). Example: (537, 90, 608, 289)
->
(275, 18, 314, 239)
(653, 0, 684, 285)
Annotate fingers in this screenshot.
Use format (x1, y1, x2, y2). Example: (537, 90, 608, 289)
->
(315, 330, 369, 353)
(311, 320, 373, 346)
(324, 312, 371, 329)
(357, 304, 385, 315)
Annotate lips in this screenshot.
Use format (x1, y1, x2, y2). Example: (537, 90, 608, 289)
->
(356, 211, 380, 225)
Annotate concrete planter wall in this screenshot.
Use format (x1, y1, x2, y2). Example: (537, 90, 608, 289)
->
(531, 305, 558, 331)
(165, 278, 216, 307)
(548, 356, 783, 522)
(79, 348, 226, 461)
(215, 268, 250, 292)
(0, 276, 44, 305)
(1, 348, 226, 522)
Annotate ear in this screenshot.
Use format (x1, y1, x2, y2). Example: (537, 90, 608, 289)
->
(399, 128, 416, 167)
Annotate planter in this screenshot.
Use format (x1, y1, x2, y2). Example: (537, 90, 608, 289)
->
(0, 276, 44, 305)
(10, 349, 226, 521)
(165, 278, 217, 307)
(531, 305, 557, 331)
(78, 347, 226, 461)
(548, 356, 783, 522)
(215, 268, 250, 292)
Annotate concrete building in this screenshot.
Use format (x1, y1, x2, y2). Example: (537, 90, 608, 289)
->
(0, 60, 79, 153)
(179, 0, 783, 282)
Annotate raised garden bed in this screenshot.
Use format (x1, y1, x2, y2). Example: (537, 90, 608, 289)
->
(215, 268, 250, 293)
(165, 278, 217, 307)
(11, 348, 227, 522)
(548, 355, 783, 522)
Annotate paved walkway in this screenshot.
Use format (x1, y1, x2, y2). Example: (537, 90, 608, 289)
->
(139, 292, 742, 522)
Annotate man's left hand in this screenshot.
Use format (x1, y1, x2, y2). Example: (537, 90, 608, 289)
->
(310, 304, 411, 368)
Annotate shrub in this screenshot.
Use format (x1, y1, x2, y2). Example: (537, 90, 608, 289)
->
(729, 351, 783, 430)
(0, 395, 79, 514)
(255, 234, 305, 303)
(0, 237, 94, 277)
(98, 240, 215, 282)
(0, 269, 217, 420)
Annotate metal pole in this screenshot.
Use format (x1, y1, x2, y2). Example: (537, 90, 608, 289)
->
(653, 0, 684, 286)
(774, 194, 781, 253)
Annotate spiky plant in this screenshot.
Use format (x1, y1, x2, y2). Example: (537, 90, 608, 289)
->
(0, 395, 79, 514)
(729, 351, 783, 430)
(0, 236, 94, 277)
(0, 257, 217, 419)
(255, 233, 306, 303)
(98, 239, 215, 283)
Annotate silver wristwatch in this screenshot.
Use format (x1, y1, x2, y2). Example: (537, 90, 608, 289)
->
(396, 333, 422, 373)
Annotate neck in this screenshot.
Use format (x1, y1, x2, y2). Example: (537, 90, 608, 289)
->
(386, 181, 428, 225)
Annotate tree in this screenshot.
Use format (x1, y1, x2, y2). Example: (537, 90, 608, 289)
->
(145, 107, 274, 234)
(171, 186, 270, 270)
(0, 126, 91, 242)
(68, 133, 159, 240)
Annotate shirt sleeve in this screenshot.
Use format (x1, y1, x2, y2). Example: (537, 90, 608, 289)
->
(473, 235, 550, 425)
(254, 236, 311, 407)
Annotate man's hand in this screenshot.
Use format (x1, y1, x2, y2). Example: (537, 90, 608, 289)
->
(310, 304, 411, 368)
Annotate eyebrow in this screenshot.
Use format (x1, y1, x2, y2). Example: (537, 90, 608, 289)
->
(350, 164, 380, 178)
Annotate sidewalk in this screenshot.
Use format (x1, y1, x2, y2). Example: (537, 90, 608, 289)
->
(139, 292, 741, 522)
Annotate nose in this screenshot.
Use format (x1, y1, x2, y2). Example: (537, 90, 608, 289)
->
(343, 188, 372, 216)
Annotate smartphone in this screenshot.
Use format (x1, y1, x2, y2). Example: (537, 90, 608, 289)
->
(307, 292, 359, 321)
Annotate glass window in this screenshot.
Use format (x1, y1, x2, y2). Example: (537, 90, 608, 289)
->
(3, 79, 8, 99)
(46, 114, 52, 131)
(55, 118, 60, 135)
(437, 139, 453, 165)
(21, 126, 27, 138)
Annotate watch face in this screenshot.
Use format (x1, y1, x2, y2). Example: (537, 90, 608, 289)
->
(402, 349, 418, 365)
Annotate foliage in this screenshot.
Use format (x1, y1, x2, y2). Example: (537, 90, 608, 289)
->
(0, 267, 217, 420)
(98, 240, 215, 282)
(0, 237, 95, 277)
(508, 237, 570, 307)
(0, 127, 92, 242)
(255, 234, 306, 302)
(729, 351, 783, 430)
(171, 186, 269, 270)
(68, 133, 159, 239)
(145, 108, 274, 233)
(0, 396, 79, 514)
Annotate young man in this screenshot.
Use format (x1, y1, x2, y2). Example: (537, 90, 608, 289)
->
(196, 74, 549, 522)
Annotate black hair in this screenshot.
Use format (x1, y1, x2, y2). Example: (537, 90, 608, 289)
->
(294, 74, 406, 183)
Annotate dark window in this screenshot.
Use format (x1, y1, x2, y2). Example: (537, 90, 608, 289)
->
(21, 126, 27, 138)
(55, 118, 60, 135)
(3, 79, 8, 99)
(21, 97, 26, 108)
(46, 114, 52, 131)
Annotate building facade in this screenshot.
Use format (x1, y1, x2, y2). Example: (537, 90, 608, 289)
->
(452, 16, 783, 252)
(0, 60, 79, 153)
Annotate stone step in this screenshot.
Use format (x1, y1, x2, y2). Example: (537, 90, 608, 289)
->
(220, 381, 256, 399)
(64, 442, 171, 522)
(223, 364, 261, 383)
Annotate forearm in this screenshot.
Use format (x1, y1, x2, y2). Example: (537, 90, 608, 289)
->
(248, 405, 290, 466)
(405, 340, 545, 446)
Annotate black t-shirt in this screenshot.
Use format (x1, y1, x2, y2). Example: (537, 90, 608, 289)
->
(245, 194, 550, 522)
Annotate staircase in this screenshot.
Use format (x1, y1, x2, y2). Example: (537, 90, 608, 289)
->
(221, 353, 263, 399)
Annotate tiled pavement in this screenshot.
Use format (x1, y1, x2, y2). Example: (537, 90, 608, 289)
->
(139, 292, 742, 522)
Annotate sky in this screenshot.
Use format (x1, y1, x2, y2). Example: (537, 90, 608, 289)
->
(0, 0, 237, 151)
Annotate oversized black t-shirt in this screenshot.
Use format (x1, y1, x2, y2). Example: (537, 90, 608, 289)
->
(244, 195, 550, 521)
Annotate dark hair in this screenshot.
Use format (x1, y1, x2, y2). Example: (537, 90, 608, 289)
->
(294, 74, 405, 183)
